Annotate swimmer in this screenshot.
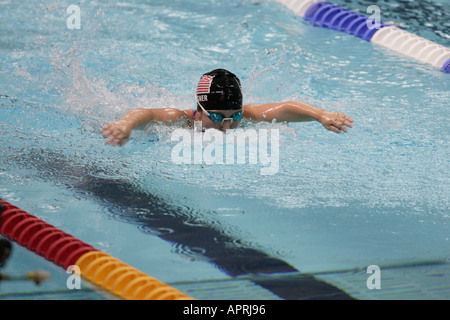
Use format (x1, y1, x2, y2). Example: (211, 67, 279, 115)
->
(102, 69, 353, 146)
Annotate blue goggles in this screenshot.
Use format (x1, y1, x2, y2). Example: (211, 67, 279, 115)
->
(207, 110, 243, 124)
(196, 94, 244, 125)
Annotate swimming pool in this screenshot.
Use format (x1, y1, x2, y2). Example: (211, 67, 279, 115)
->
(1, 0, 449, 300)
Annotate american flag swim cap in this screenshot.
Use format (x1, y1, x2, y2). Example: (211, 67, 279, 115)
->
(195, 69, 243, 110)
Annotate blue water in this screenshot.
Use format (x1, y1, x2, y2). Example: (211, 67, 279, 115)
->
(1, 0, 449, 299)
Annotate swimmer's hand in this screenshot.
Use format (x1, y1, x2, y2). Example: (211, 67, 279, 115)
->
(319, 112, 354, 133)
(102, 121, 132, 146)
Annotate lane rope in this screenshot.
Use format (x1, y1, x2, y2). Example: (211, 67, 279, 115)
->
(275, 0, 450, 73)
(0, 199, 194, 300)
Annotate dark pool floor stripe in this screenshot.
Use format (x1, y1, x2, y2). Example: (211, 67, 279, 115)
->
(5, 149, 354, 300)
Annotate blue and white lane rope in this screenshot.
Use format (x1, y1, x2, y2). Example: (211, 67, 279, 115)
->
(275, 0, 450, 73)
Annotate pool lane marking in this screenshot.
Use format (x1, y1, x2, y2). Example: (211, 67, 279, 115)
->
(275, 0, 450, 73)
(0, 199, 194, 300)
(5, 149, 355, 300)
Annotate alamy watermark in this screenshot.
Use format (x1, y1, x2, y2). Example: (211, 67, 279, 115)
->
(64, 4, 382, 32)
(366, 265, 381, 290)
(366, 5, 381, 30)
(66, 265, 81, 290)
(65, 264, 382, 291)
(171, 123, 280, 176)
(66, 4, 81, 30)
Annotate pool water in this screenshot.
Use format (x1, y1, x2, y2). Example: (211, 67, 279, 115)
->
(0, 0, 449, 299)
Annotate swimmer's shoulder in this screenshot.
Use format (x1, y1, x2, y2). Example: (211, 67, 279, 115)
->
(157, 108, 193, 122)
(184, 109, 195, 119)
(243, 103, 263, 121)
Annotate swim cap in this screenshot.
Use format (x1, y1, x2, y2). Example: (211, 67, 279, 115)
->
(196, 69, 243, 110)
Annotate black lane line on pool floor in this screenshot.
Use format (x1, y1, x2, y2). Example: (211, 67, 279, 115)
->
(6, 149, 354, 300)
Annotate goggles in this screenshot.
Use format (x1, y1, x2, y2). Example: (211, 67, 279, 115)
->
(207, 110, 243, 124)
(196, 95, 243, 125)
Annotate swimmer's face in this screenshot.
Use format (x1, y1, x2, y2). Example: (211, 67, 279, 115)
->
(197, 109, 243, 132)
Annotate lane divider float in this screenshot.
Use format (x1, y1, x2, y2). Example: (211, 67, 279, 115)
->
(275, 0, 450, 73)
(0, 199, 194, 300)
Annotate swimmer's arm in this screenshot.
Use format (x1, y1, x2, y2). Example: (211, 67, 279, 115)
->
(102, 108, 191, 146)
(243, 101, 353, 133)
(117, 108, 190, 128)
